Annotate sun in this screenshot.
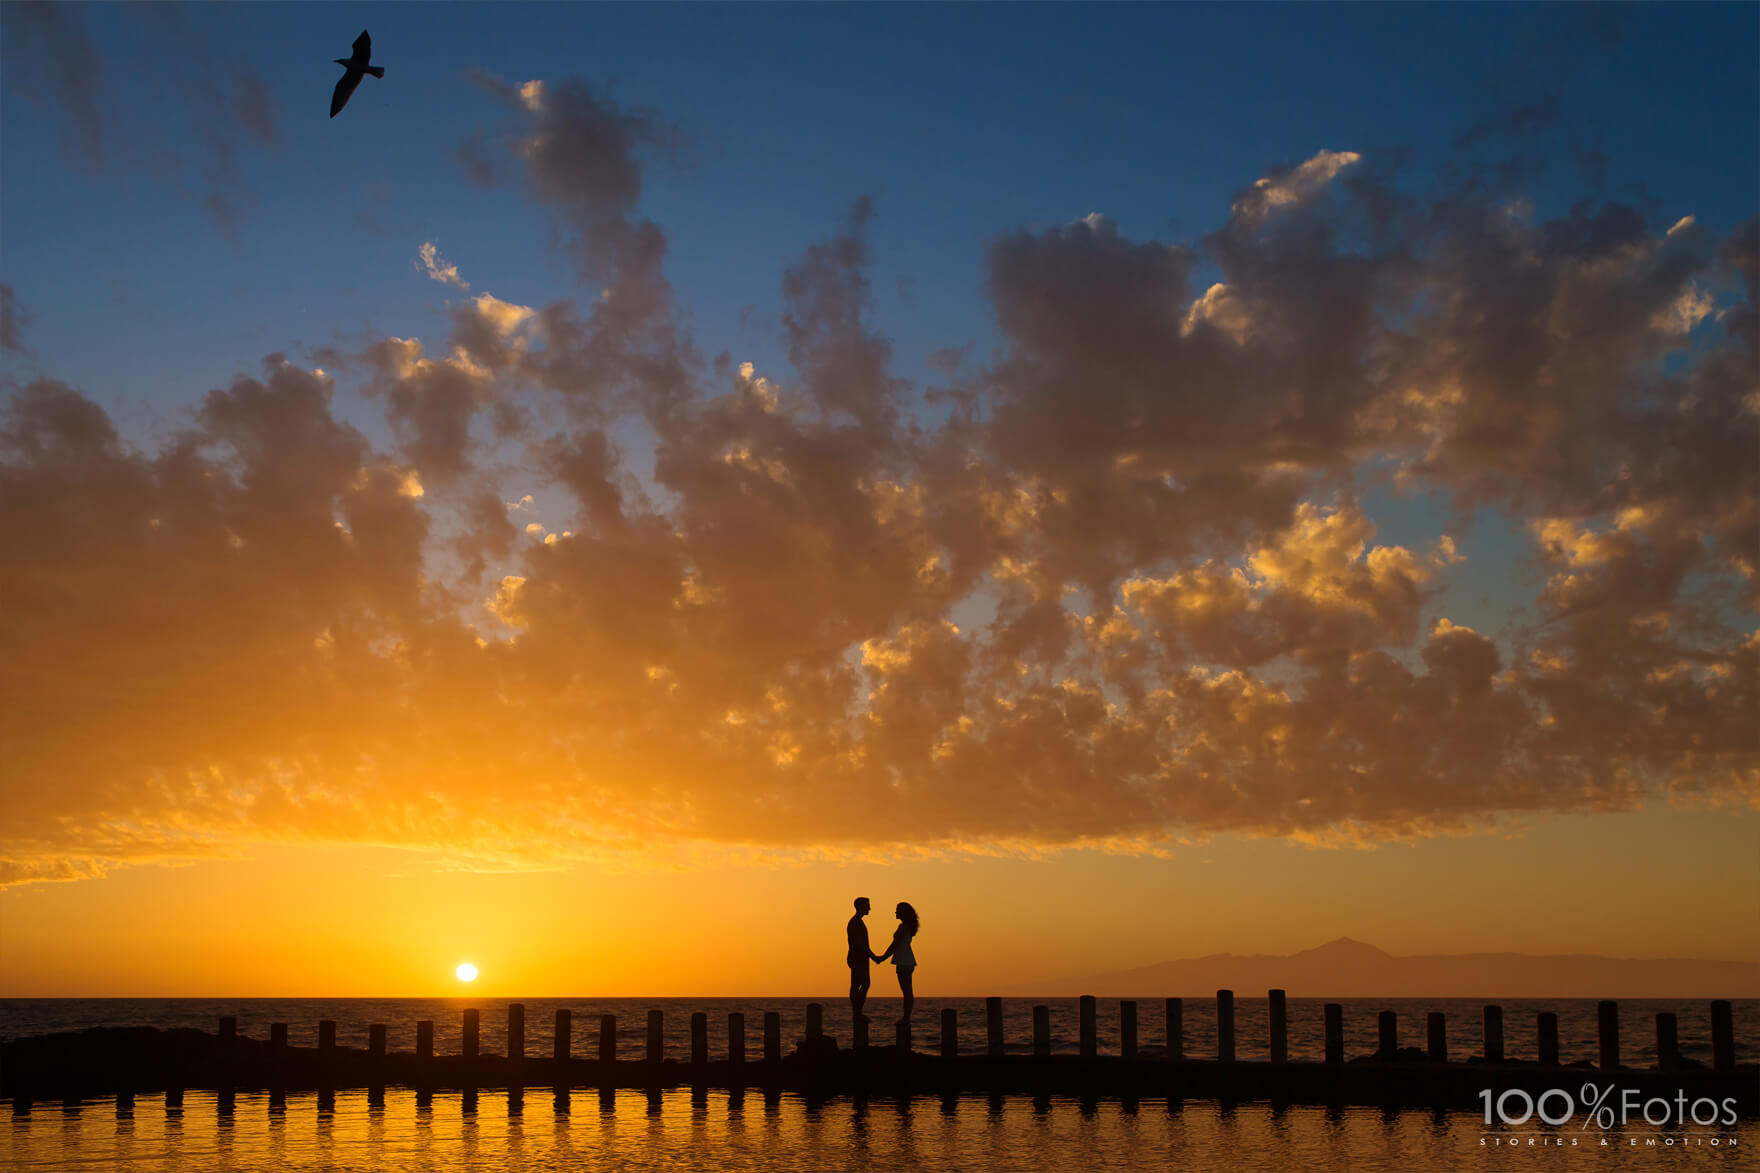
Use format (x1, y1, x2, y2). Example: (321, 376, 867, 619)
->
(456, 962, 478, 982)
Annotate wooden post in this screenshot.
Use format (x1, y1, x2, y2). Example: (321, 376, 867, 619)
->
(1598, 1001, 1620, 1070)
(1032, 1005, 1050, 1058)
(1166, 998, 1183, 1061)
(1656, 1013, 1679, 1071)
(416, 1020, 433, 1061)
(270, 1023, 288, 1051)
(853, 1014, 868, 1050)
(728, 1012, 745, 1064)
(508, 1004, 524, 1060)
(986, 997, 1004, 1057)
(319, 1019, 337, 1056)
(1323, 1003, 1343, 1064)
(554, 1009, 571, 1062)
(115, 1089, 133, 1114)
(763, 1011, 781, 1063)
(599, 1014, 616, 1062)
(1216, 990, 1235, 1062)
(1538, 1012, 1558, 1066)
(1483, 1005, 1503, 1065)
(691, 1012, 708, 1065)
(462, 1010, 478, 1060)
(1268, 990, 1287, 1063)
(896, 1019, 911, 1054)
(1378, 1011, 1397, 1061)
(941, 1008, 958, 1059)
(646, 1010, 664, 1063)
(806, 1002, 823, 1045)
(1427, 1012, 1447, 1063)
(1121, 1000, 1138, 1061)
(1711, 1001, 1734, 1072)
(218, 1016, 237, 1045)
(369, 1024, 386, 1059)
(1079, 995, 1097, 1059)
(165, 1089, 184, 1110)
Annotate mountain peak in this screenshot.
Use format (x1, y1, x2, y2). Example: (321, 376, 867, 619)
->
(1299, 937, 1391, 959)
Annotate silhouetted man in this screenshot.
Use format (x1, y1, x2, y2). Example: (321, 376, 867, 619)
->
(848, 896, 880, 1023)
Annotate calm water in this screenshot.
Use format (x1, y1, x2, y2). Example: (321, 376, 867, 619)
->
(2, 1089, 1751, 1171)
(3, 998, 1756, 1066)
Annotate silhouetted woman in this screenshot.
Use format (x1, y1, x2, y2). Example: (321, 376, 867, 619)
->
(876, 901, 919, 1025)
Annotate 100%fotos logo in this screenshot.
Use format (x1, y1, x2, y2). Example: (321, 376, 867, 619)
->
(1481, 1083, 1740, 1130)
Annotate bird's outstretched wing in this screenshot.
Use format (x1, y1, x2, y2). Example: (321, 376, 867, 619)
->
(353, 29, 371, 61)
(331, 70, 362, 118)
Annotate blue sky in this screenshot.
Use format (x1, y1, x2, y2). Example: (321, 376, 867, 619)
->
(5, 3, 1755, 422)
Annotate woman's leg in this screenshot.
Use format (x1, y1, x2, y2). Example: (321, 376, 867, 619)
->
(898, 966, 914, 1024)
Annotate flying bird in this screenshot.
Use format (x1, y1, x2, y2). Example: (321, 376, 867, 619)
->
(330, 30, 384, 119)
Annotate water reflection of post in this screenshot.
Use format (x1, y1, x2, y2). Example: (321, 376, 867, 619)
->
(507, 1086, 523, 1117)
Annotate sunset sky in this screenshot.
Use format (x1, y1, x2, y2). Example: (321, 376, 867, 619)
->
(2, 4, 1756, 996)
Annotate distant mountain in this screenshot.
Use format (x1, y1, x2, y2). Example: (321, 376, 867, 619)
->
(1001, 938, 1760, 997)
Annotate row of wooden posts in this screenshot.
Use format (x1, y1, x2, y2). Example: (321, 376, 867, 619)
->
(226, 994, 1740, 1071)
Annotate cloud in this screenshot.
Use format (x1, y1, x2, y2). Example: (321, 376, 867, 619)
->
(2, 6, 281, 232)
(418, 242, 471, 290)
(0, 285, 29, 353)
(1, 2, 104, 167)
(2, 115, 1756, 887)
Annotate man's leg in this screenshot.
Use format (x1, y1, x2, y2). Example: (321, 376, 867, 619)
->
(849, 964, 870, 1020)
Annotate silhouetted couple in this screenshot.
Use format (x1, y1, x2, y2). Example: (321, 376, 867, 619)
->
(847, 897, 920, 1028)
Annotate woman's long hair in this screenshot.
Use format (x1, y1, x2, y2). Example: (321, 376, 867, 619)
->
(896, 902, 920, 938)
